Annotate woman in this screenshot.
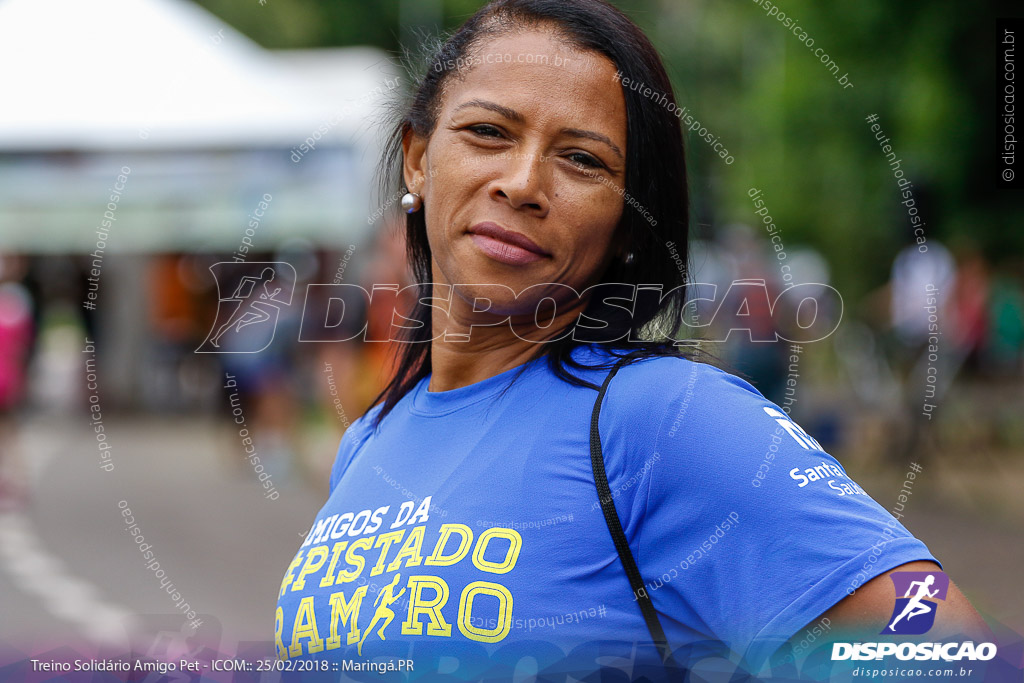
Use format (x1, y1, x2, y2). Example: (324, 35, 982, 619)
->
(275, 0, 993, 679)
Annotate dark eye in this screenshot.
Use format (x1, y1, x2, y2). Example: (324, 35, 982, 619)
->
(566, 151, 604, 170)
(468, 124, 504, 138)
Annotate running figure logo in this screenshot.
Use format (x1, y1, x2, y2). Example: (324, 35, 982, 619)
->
(357, 574, 406, 656)
(197, 262, 295, 353)
(881, 571, 950, 635)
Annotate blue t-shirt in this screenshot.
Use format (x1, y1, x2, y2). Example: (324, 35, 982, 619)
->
(274, 343, 937, 681)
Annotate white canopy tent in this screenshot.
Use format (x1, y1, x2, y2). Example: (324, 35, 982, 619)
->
(0, 0, 401, 252)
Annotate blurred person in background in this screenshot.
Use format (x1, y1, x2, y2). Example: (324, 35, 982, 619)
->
(312, 219, 416, 450)
(885, 215, 956, 461)
(716, 223, 789, 405)
(948, 243, 990, 372)
(215, 260, 301, 485)
(889, 239, 955, 363)
(146, 254, 205, 412)
(356, 217, 417, 409)
(0, 254, 34, 511)
(312, 245, 368, 441)
(984, 259, 1024, 378)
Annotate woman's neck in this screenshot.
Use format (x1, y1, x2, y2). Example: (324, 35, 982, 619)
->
(426, 290, 587, 392)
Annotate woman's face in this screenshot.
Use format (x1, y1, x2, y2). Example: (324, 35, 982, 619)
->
(403, 28, 628, 320)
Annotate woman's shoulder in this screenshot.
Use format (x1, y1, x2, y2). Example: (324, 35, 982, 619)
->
(328, 402, 385, 492)
(348, 401, 386, 444)
(578, 346, 802, 465)
(577, 345, 767, 419)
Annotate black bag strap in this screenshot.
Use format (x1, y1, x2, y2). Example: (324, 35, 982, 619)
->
(589, 354, 679, 671)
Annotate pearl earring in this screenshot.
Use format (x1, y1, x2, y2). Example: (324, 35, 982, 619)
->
(623, 251, 636, 265)
(400, 192, 422, 213)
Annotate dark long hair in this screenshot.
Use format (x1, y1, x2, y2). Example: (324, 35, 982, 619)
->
(370, 0, 693, 428)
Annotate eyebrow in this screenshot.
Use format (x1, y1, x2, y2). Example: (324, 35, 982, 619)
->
(453, 99, 524, 123)
(561, 128, 624, 161)
(452, 98, 625, 161)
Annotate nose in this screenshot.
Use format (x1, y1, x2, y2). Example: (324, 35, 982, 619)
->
(489, 150, 550, 217)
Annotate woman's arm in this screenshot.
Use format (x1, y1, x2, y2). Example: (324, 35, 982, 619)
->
(809, 560, 993, 640)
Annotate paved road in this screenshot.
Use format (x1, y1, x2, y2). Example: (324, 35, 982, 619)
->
(0, 414, 338, 662)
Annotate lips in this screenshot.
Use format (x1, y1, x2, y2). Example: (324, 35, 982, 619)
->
(467, 222, 550, 266)
(468, 222, 549, 255)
